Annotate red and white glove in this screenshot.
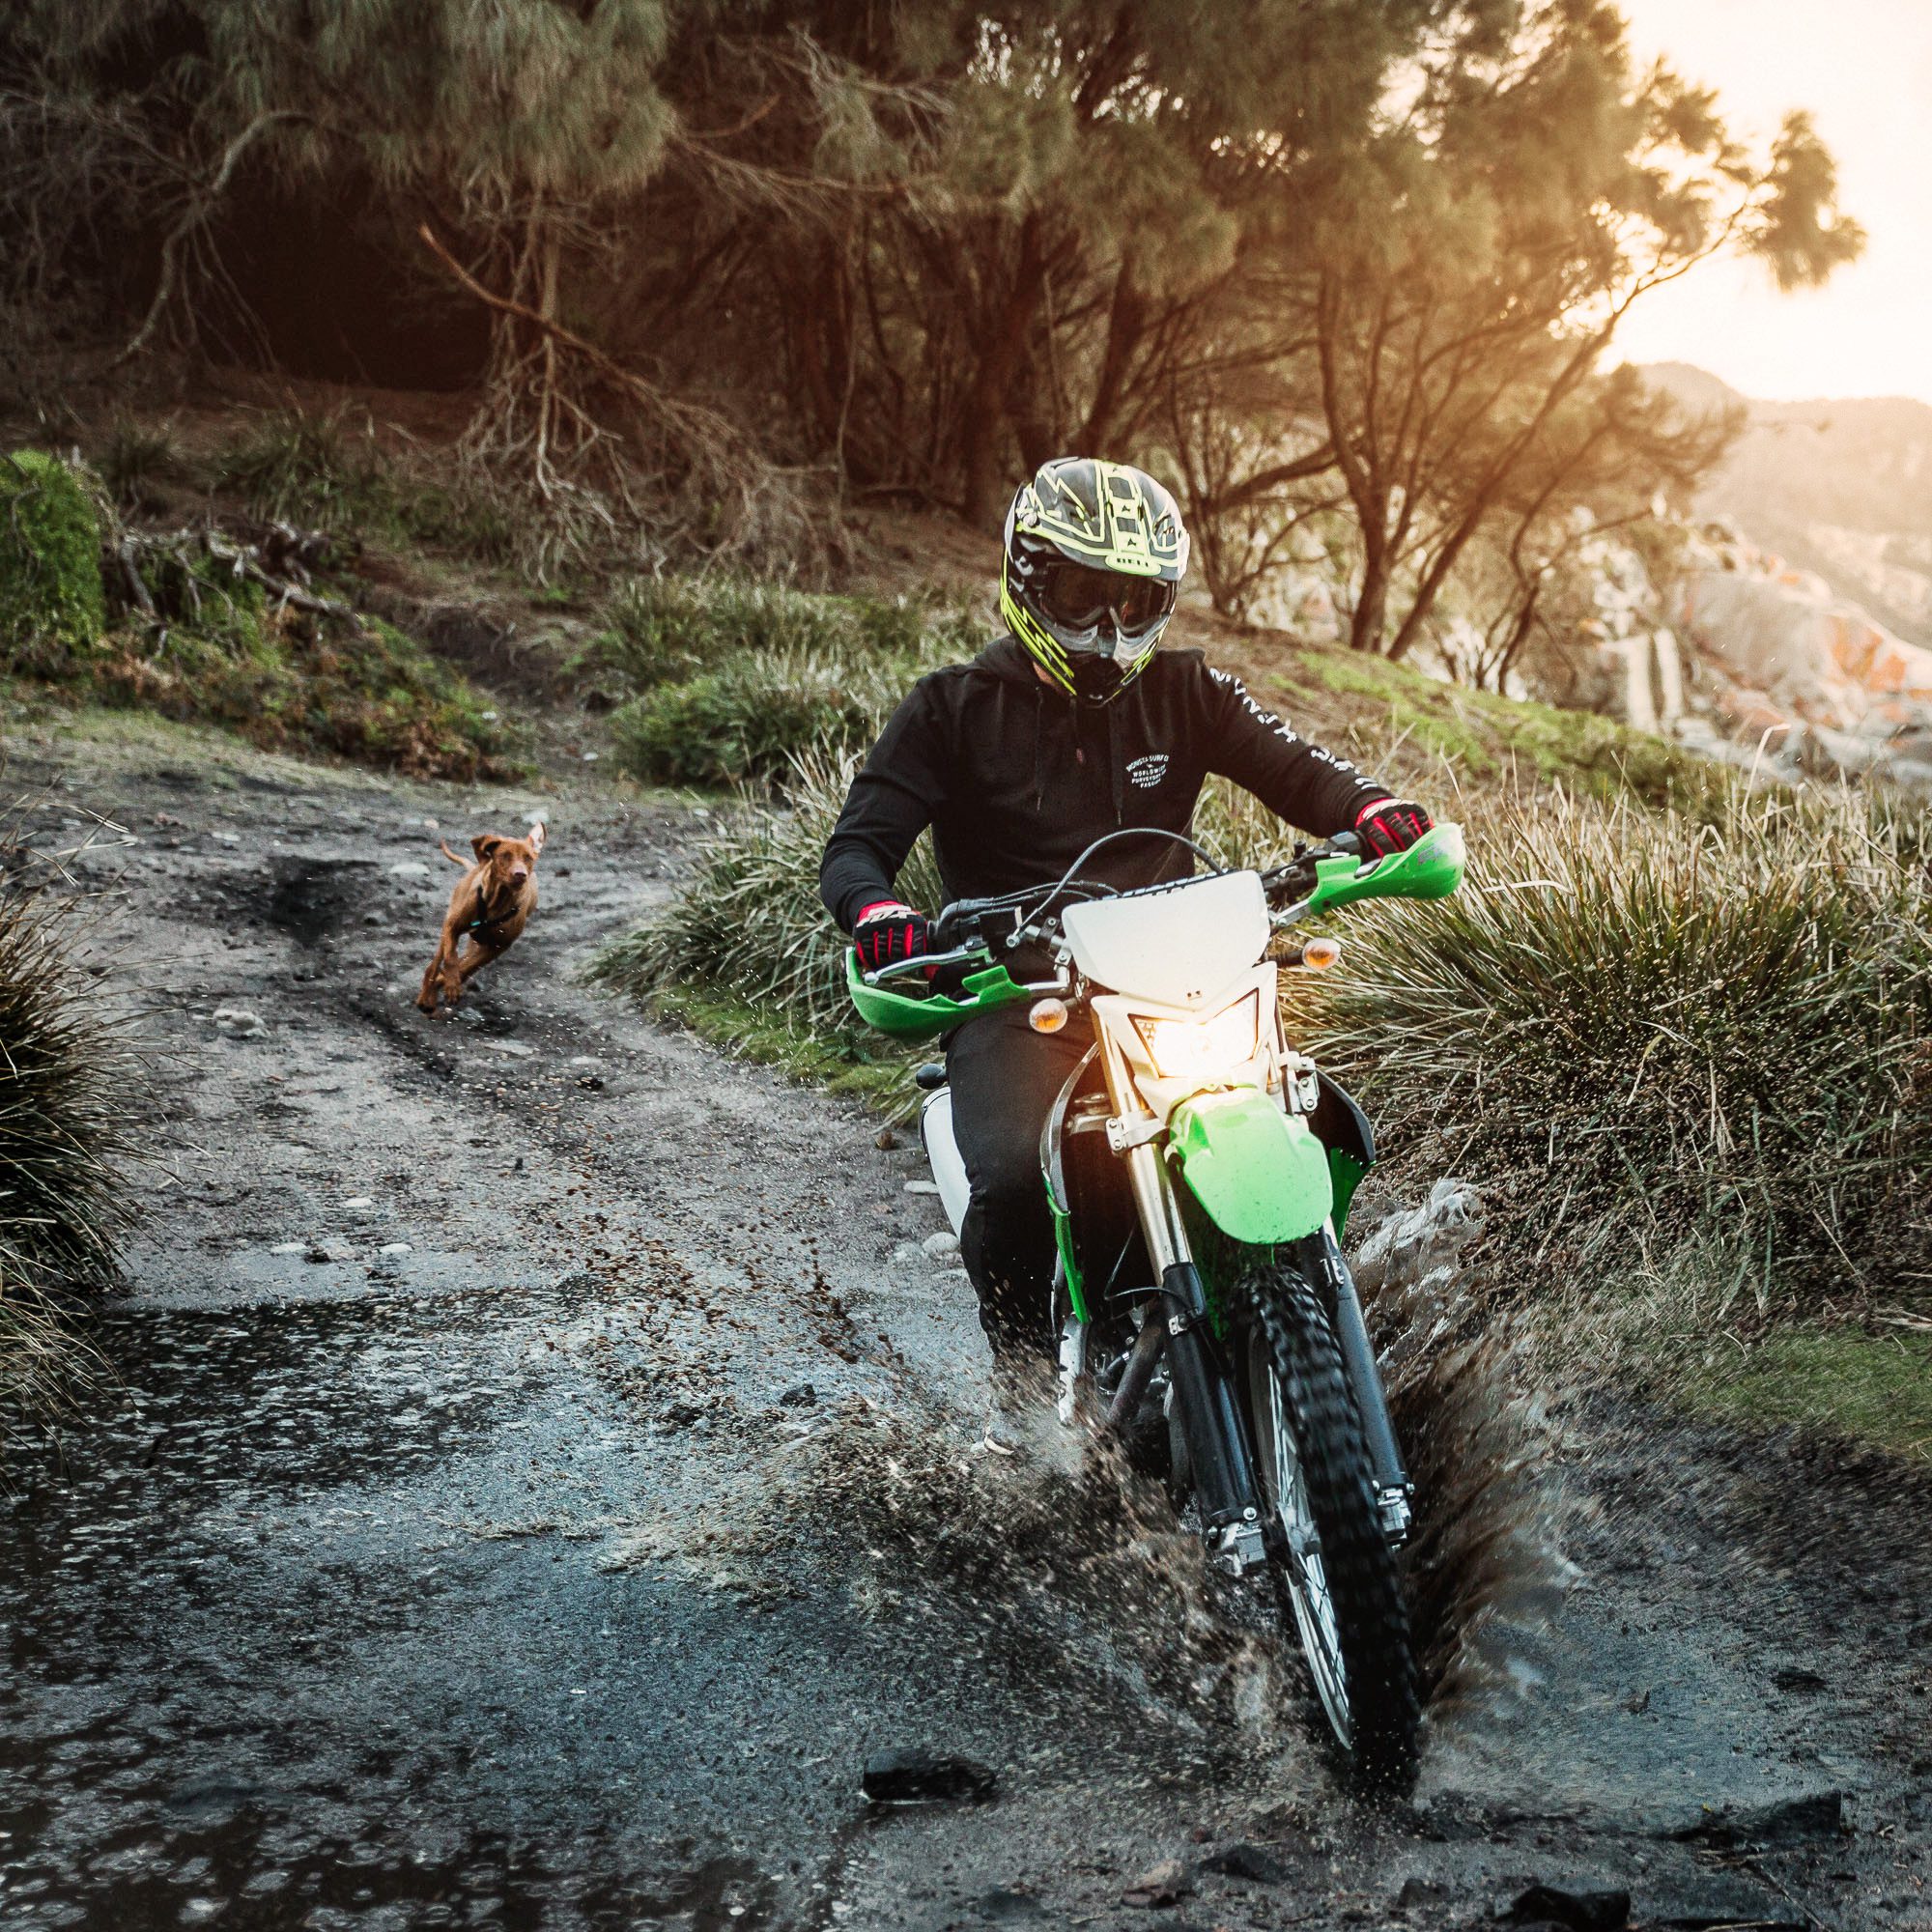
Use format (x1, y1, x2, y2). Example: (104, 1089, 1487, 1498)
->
(1352, 796, 1434, 859)
(852, 900, 931, 973)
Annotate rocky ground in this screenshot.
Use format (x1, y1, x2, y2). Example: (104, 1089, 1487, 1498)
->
(1, 719, 1928, 1932)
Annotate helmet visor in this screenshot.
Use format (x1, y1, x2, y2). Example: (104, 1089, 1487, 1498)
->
(1036, 561, 1177, 640)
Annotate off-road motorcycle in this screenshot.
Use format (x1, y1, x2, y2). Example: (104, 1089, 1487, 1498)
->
(847, 822, 1465, 1793)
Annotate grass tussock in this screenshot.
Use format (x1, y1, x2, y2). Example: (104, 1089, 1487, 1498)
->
(592, 753, 936, 1083)
(99, 416, 183, 513)
(213, 408, 519, 564)
(1300, 786, 1932, 1321)
(0, 887, 136, 1433)
(611, 650, 920, 792)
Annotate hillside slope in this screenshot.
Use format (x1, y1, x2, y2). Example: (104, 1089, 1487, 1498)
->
(1644, 360, 1932, 648)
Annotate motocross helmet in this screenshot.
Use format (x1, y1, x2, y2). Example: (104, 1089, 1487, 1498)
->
(1000, 456, 1190, 704)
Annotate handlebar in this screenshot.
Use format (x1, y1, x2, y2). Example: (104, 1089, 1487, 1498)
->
(923, 830, 1369, 961)
(852, 823, 1463, 1028)
(928, 896, 1012, 952)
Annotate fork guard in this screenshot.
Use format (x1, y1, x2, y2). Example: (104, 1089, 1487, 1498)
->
(1168, 1089, 1335, 1245)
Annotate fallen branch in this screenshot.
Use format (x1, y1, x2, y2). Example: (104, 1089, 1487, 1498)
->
(112, 536, 155, 618)
(114, 523, 357, 626)
(418, 223, 653, 400)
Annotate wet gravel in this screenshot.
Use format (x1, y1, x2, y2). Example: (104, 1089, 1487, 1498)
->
(1, 735, 1928, 1930)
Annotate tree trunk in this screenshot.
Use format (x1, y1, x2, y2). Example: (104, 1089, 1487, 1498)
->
(959, 215, 1049, 528)
(1349, 549, 1390, 653)
(1078, 263, 1147, 455)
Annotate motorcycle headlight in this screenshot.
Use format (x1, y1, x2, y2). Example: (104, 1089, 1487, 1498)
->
(1130, 990, 1261, 1082)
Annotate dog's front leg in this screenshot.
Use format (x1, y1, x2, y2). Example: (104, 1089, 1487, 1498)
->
(417, 945, 450, 1012)
(440, 937, 470, 1008)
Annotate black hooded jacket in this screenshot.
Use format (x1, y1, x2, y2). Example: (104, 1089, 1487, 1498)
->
(819, 635, 1389, 931)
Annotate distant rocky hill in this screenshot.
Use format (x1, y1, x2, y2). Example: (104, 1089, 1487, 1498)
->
(1642, 362, 1932, 649)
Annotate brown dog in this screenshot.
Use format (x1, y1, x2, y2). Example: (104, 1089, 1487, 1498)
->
(416, 821, 547, 1013)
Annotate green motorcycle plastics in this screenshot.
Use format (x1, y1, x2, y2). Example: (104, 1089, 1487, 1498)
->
(843, 949, 1032, 1039)
(1306, 822, 1465, 919)
(1168, 1088, 1335, 1245)
(1327, 1143, 1369, 1239)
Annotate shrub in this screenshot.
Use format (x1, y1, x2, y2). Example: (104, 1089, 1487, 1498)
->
(1298, 786, 1932, 1315)
(0, 450, 106, 668)
(598, 579, 985, 791)
(610, 649, 919, 790)
(213, 409, 391, 529)
(593, 575, 975, 695)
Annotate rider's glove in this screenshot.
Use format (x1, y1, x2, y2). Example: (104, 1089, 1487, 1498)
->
(852, 899, 931, 974)
(1352, 796, 1434, 859)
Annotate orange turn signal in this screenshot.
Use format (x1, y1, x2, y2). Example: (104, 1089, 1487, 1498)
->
(1029, 998, 1069, 1034)
(1302, 937, 1342, 970)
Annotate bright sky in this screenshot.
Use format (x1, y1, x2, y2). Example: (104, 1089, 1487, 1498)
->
(1611, 0, 1932, 404)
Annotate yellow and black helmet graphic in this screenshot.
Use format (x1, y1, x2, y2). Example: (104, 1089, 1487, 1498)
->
(1001, 458, 1190, 704)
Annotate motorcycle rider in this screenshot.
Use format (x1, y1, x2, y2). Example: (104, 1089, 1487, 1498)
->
(820, 457, 1433, 1402)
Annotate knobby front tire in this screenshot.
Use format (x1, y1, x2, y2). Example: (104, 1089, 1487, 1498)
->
(1243, 1264, 1420, 1798)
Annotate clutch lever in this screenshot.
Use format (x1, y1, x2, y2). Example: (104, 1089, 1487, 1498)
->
(861, 943, 987, 988)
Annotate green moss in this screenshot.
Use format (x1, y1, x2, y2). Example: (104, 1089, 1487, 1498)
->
(15, 562, 523, 782)
(0, 452, 106, 668)
(1674, 1325, 1932, 1465)
(1283, 641, 1722, 814)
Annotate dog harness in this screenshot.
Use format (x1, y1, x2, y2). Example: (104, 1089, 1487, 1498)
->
(467, 889, 517, 937)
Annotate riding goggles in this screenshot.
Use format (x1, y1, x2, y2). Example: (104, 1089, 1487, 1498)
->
(1034, 561, 1178, 647)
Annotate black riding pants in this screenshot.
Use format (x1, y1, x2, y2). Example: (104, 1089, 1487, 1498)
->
(944, 1005, 1091, 1360)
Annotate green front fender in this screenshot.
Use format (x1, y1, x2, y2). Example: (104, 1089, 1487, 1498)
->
(1168, 1088, 1334, 1246)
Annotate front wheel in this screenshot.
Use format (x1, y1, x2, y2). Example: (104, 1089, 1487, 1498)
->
(1242, 1264, 1419, 1797)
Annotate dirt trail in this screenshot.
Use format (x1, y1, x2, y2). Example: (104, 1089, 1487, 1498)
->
(1, 726, 1927, 1932)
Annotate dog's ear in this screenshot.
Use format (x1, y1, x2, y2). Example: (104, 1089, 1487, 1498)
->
(471, 834, 499, 860)
(527, 821, 547, 855)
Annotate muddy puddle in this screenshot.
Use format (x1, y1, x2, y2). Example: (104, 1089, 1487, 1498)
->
(0, 1289, 1274, 1930)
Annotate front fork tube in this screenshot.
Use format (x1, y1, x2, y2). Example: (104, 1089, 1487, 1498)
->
(1122, 1142, 1264, 1545)
(1305, 1233, 1412, 1511)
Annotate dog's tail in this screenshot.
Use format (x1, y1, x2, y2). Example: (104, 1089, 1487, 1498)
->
(438, 840, 469, 867)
